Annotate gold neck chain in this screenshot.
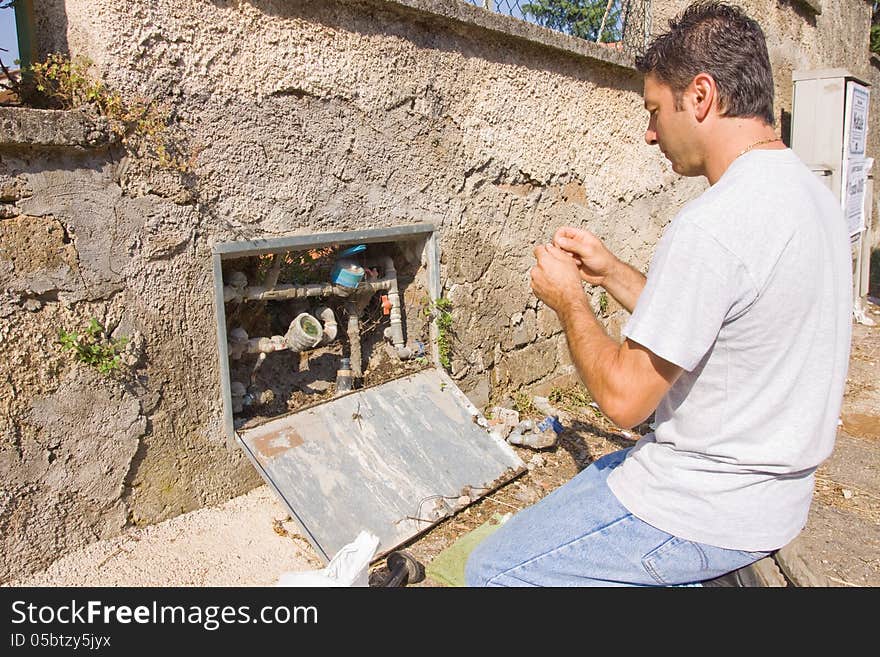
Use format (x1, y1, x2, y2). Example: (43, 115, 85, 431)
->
(737, 136, 782, 159)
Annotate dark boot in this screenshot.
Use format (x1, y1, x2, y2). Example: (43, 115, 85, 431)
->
(701, 553, 787, 587)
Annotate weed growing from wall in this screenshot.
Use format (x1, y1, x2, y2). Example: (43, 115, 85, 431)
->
(58, 318, 129, 375)
(598, 290, 609, 316)
(512, 390, 536, 416)
(23, 54, 193, 173)
(423, 296, 454, 370)
(549, 384, 594, 413)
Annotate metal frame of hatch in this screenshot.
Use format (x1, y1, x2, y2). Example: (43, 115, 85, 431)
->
(211, 222, 441, 448)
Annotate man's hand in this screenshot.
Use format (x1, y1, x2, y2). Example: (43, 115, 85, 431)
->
(552, 226, 646, 314)
(530, 242, 589, 315)
(552, 226, 619, 287)
(530, 232, 678, 430)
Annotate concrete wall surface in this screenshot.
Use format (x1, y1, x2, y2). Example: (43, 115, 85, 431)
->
(0, 0, 874, 581)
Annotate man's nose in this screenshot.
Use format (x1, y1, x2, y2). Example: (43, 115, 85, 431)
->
(644, 115, 658, 146)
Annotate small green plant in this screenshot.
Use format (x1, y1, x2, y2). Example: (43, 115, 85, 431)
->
(20, 54, 193, 172)
(548, 384, 594, 413)
(423, 296, 454, 370)
(58, 318, 129, 375)
(598, 290, 609, 316)
(512, 390, 535, 416)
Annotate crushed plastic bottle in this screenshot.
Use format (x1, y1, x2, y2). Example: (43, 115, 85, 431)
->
(536, 415, 564, 434)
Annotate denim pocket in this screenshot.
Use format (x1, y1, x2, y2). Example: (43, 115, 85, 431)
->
(642, 537, 709, 585)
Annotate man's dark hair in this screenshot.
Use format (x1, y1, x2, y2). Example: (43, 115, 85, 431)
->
(635, 1, 775, 126)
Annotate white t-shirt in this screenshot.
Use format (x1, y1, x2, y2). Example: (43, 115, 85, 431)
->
(607, 148, 853, 551)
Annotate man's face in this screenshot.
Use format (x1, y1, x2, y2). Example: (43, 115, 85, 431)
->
(643, 73, 701, 176)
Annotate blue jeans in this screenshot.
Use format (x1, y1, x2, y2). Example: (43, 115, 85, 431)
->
(465, 448, 771, 586)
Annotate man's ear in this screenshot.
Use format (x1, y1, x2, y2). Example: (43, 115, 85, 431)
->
(691, 73, 717, 122)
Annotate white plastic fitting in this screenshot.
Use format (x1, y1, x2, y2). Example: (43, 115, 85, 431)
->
(285, 312, 324, 351)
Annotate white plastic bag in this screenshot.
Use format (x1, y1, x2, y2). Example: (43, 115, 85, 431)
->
(276, 530, 380, 587)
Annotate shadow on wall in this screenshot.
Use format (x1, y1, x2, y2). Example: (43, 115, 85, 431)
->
(33, 0, 68, 58)
(776, 0, 819, 27)
(871, 248, 879, 297)
(204, 0, 642, 95)
(780, 109, 791, 147)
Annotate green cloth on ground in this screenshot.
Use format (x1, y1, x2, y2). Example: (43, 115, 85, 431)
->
(425, 512, 510, 587)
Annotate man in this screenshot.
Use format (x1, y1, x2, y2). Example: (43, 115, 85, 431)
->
(465, 1, 853, 586)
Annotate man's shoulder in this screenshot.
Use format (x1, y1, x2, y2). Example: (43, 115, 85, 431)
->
(677, 151, 830, 236)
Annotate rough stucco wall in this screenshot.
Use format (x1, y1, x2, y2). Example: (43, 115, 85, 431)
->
(0, 136, 263, 582)
(1, 0, 873, 580)
(51, 2, 694, 410)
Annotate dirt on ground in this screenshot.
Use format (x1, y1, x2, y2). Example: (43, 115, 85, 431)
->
(370, 299, 880, 588)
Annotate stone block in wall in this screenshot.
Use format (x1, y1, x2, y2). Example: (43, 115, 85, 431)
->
(466, 347, 486, 374)
(450, 357, 469, 380)
(464, 374, 491, 410)
(0, 173, 29, 203)
(557, 333, 573, 369)
(21, 369, 145, 500)
(492, 340, 557, 389)
(0, 107, 112, 150)
(489, 269, 533, 320)
(501, 308, 537, 351)
(536, 304, 561, 337)
(14, 164, 152, 302)
(0, 214, 80, 296)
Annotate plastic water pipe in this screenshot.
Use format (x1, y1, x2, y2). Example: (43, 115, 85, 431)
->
(377, 256, 412, 360)
(227, 312, 324, 359)
(223, 276, 393, 303)
(345, 299, 362, 379)
(314, 306, 337, 344)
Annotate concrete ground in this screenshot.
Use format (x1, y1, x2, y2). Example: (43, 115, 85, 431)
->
(4, 486, 324, 587)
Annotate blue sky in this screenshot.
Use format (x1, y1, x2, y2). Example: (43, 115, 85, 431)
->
(0, 5, 19, 67)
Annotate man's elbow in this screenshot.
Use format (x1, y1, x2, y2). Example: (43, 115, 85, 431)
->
(600, 399, 652, 431)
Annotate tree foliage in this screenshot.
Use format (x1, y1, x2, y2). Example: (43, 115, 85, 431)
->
(522, 0, 622, 42)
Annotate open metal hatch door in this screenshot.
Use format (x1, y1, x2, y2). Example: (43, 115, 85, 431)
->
(213, 224, 525, 564)
(236, 367, 526, 564)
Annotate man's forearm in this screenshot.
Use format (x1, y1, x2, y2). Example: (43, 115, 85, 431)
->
(602, 260, 646, 314)
(557, 298, 627, 421)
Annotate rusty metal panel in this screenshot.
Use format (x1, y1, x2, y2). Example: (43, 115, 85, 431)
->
(237, 368, 525, 563)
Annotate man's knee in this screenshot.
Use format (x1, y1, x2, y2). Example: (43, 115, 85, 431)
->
(464, 540, 499, 587)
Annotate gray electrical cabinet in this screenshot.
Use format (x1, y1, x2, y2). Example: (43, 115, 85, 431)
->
(791, 68, 875, 321)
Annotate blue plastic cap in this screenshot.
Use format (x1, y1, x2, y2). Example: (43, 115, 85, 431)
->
(339, 244, 366, 257)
